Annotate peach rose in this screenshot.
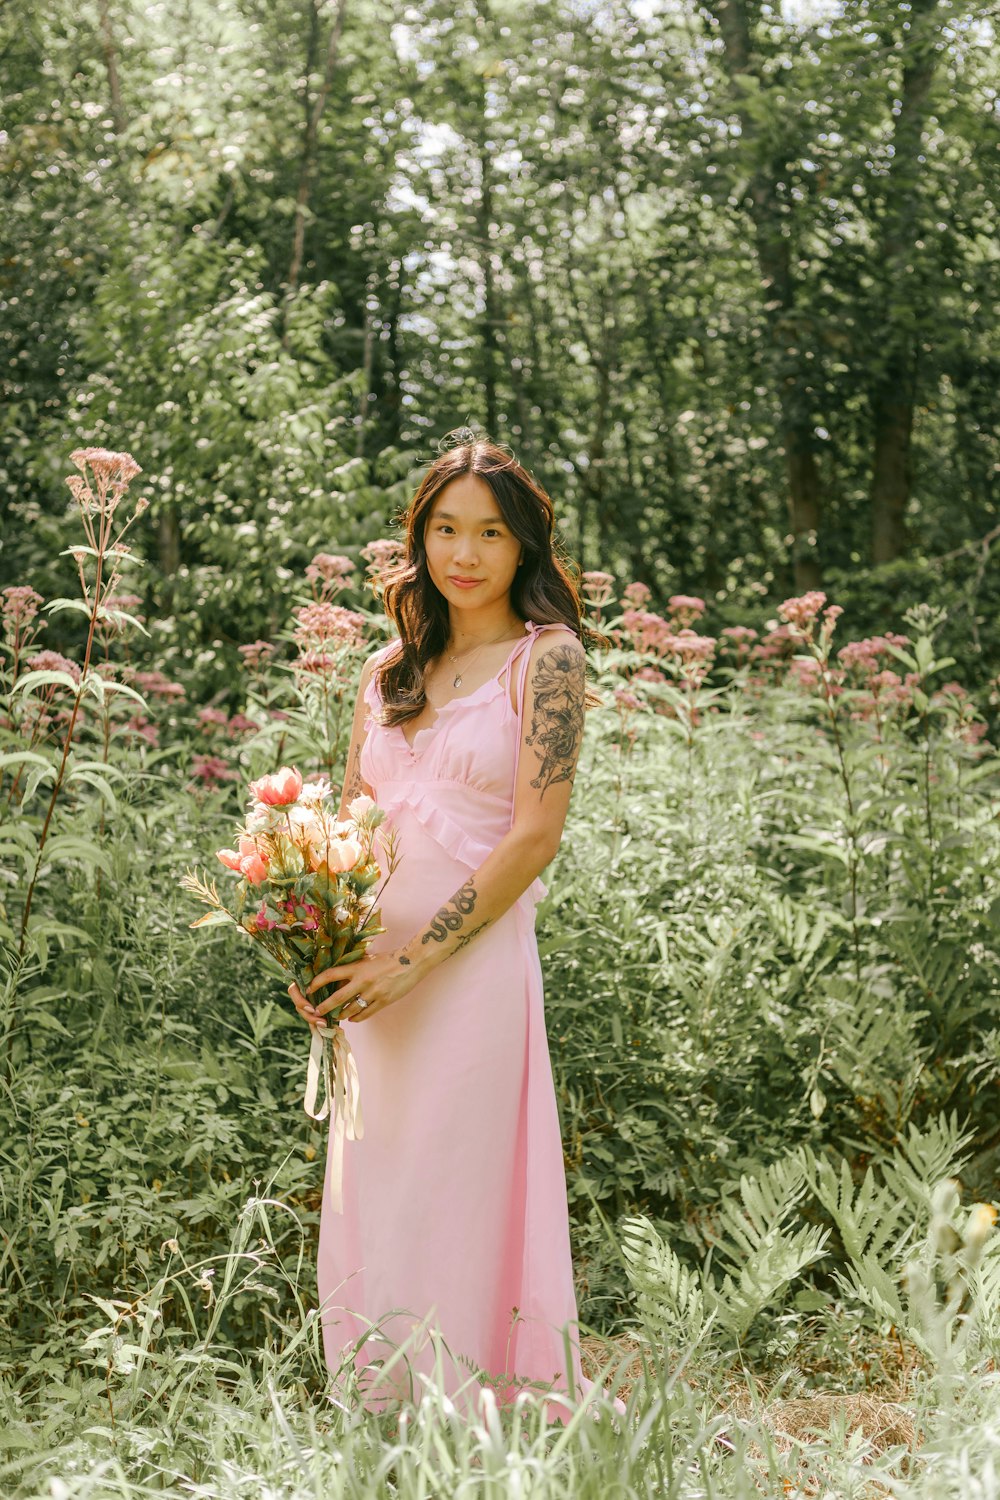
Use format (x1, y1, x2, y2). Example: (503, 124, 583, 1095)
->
(348, 794, 376, 822)
(320, 837, 363, 875)
(248, 765, 303, 806)
(216, 848, 243, 871)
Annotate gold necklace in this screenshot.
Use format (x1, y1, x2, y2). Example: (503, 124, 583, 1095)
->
(445, 625, 518, 688)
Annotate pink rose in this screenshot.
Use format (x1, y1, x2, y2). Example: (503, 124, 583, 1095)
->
(348, 794, 376, 822)
(248, 765, 303, 806)
(239, 851, 269, 885)
(216, 848, 243, 871)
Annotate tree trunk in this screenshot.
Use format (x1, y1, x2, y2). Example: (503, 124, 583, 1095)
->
(709, 0, 823, 592)
(356, 268, 378, 458)
(285, 0, 349, 314)
(97, 0, 127, 134)
(869, 0, 941, 563)
(476, 136, 500, 436)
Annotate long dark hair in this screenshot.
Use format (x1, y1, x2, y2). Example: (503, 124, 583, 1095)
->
(375, 432, 601, 726)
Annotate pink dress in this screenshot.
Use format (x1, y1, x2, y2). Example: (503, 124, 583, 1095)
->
(316, 619, 587, 1417)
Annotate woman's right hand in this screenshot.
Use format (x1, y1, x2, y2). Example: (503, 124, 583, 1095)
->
(288, 980, 322, 1030)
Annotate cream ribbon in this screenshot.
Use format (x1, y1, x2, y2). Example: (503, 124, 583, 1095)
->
(303, 1022, 364, 1213)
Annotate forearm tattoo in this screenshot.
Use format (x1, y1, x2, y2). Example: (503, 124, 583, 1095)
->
(453, 920, 491, 954)
(525, 644, 586, 797)
(343, 742, 364, 803)
(421, 880, 477, 945)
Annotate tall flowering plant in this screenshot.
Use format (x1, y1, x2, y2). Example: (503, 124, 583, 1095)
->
(180, 765, 398, 1211)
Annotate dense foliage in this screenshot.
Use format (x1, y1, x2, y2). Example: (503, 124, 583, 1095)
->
(2, 0, 999, 693)
(1, 449, 998, 1492)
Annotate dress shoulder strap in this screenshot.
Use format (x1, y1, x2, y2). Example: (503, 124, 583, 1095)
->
(363, 638, 402, 713)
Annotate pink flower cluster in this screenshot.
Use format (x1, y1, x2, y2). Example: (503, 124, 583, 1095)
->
(777, 591, 843, 645)
(128, 668, 186, 701)
(581, 571, 616, 608)
(238, 640, 276, 672)
(293, 602, 366, 650)
(305, 552, 357, 602)
(2, 585, 45, 630)
(837, 634, 910, 675)
(361, 538, 406, 585)
(25, 649, 81, 684)
(190, 754, 240, 786)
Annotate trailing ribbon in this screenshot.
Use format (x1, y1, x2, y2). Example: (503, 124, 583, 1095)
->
(303, 1022, 364, 1213)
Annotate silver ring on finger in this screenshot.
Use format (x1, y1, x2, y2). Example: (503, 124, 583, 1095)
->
(355, 997, 368, 1010)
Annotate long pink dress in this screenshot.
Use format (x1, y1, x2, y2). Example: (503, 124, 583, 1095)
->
(316, 619, 587, 1417)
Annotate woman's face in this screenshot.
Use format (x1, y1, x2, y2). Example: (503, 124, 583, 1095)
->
(423, 474, 523, 616)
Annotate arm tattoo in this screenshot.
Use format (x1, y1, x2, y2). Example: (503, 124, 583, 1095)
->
(452, 919, 491, 955)
(525, 644, 586, 797)
(343, 743, 364, 803)
(421, 880, 477, 945)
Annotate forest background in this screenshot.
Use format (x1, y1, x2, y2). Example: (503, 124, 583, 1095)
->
(2, 0, 1000, 1494)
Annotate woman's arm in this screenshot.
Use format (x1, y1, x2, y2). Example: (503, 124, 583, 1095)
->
(336, 655, 377, 819)
(310, 630, 588, 1021)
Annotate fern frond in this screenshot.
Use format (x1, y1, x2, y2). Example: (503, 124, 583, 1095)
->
(803, 1150, 911, 1265)
(713, 1222, 830, 1340)
(620, 1215, 706, 1345)
(714, 1151, 809, 1264)
(881, 1111, 975, 1219)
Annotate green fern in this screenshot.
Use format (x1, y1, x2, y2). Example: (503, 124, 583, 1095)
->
(620, 1215, 705, 1344)
(880, 1111, 975, 1221)
(803, 1150, 911, 1265)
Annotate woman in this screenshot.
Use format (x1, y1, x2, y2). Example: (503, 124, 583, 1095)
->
(288, 432, 603, 1420)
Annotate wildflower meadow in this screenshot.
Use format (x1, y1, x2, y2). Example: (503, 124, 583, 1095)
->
(1, 446, 999, 1496)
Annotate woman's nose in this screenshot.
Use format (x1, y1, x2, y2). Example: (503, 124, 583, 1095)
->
(453, 536, 479, 564)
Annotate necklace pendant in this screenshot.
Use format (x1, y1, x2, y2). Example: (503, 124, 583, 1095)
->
(453, 673, 462, 688)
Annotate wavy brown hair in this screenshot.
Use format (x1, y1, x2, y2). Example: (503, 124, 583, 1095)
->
(374, 433, 602, 726)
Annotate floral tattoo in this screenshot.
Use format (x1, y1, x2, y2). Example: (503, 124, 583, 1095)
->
(525, 644, 586, 797)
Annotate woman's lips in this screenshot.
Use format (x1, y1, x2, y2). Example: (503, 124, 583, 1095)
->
(448, 577, 484, 589)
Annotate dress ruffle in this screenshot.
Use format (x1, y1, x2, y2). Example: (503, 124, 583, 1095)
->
(378, 780, 547, 912)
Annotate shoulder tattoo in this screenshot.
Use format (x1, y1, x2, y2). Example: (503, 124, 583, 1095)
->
(525, 643, 586, 797)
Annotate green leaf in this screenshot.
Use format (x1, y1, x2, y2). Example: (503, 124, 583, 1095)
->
(40, 835, 113, 879)
(10, 670, 82, 698)
(65, 768, 119, 809)
(0, 751, 58, 772)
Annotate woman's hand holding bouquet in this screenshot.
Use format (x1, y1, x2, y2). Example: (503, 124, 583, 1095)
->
(181, 765, 399, 1210)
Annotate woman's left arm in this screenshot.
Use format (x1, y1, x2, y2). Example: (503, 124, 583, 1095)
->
(311, 631, 588, 1021)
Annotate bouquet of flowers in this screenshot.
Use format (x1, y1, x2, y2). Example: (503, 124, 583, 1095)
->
(180, 765, 398, 1211)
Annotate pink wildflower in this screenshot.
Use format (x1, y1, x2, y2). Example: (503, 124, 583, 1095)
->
(24, 650, 81, 683)
(192, 755, 240, 785)
(622, 581, 652, 608)
(667, 595, 706, 628)
(778, 592, 827, 631)
(621, 609, 672, 655)
(2, 585, 45, 628)
(198, 706, 230, 732)
(130, 669, 185, 701)
(293, 602, 366, 649)
(581, 571, 615, 608)
(238, 640, 276, 671)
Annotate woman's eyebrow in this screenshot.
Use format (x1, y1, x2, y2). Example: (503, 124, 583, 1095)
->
(432, 511, 505, 525)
